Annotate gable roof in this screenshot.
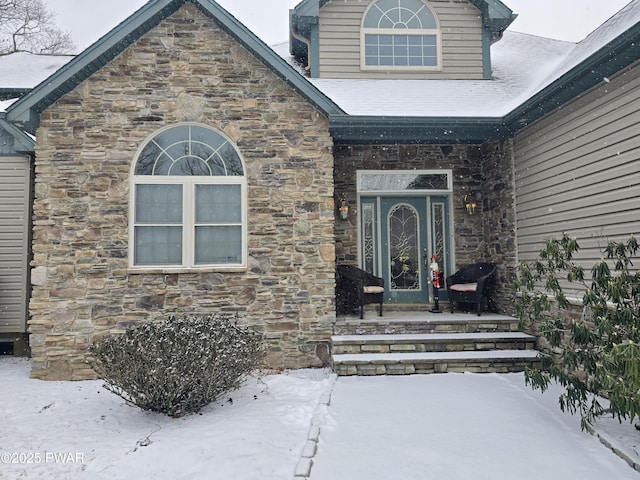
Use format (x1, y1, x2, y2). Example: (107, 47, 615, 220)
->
(308, 33, 573, 118)
(5, 0, 343, 134)
(505, 0, 640, 130)
(299, 0, 640, 143)
(5, 0, 640, 146)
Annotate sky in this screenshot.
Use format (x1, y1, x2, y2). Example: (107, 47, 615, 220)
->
(45, 0, 632, 53)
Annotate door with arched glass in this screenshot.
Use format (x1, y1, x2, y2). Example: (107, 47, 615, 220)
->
(358, 171, 452, 304)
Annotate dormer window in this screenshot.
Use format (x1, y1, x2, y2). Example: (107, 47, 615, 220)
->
(361, 0, 441, 70)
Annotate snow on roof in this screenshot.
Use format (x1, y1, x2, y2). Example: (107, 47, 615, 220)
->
(284, 1, 640, 118)
(530, 0, 640, 92)
(306, 32, 575, 118)
(2, 1, 640, 120)
(0, 98, 18, 113)
(0, 52, 74, 90)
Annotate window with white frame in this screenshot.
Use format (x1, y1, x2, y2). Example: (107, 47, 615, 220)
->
(362, 0, 441, 70)
(130, 124, 246, 269)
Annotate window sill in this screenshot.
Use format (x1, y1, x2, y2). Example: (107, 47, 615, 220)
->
(128, 266, 248, 275)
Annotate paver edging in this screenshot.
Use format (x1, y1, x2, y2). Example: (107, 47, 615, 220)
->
(586, 423, 640, 473)
(293, 373, 338, 479)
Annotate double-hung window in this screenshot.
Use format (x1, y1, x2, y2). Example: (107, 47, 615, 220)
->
(130, 124, 246, 270)
(362, 0, 441, 70)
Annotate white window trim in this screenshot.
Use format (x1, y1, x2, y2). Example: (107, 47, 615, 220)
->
(128, 124, 248, 272)
(357, 169, 453, 195)
(360, 1, 443, 72)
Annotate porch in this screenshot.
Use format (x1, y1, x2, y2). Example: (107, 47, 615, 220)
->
(331, 307, 541, 376)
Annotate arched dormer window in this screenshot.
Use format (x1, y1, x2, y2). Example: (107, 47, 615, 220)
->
(130, 124, 247, 270)
(362, 0, 441, 70)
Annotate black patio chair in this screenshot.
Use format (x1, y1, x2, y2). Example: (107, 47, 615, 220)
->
(446, 263, 496, 316)
(337, 265, 384, 319)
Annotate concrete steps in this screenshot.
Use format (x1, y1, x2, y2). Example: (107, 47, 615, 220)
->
(332, 332, 537, 354)
(334, 313, 521, 335)
(331, 313, 541, 376)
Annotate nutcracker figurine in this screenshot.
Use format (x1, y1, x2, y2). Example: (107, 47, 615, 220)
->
(429, 254, 442, 313)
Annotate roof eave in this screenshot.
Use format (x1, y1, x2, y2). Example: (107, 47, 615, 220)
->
(329, 115, 512, 145)
(505, 23, 640, 131)
(7, 0, 343, 134)
(0, 115, 35, 153)
(468, 0, 517, 41)
(6, 0, 183, 133)
(0, 88, 30, 101)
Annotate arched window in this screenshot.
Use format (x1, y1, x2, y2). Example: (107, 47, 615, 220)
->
(130, 124, 247, 269)
(362, 0, 441, 70)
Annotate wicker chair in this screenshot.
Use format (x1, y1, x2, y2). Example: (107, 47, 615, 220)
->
(446, 263, 496, 316)
(337, 265, 384, 319)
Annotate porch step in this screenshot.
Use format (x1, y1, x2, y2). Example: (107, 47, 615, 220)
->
(332, 350, 541, 376)
(331, 332, 536, 355)
(331, 312, 540, 376)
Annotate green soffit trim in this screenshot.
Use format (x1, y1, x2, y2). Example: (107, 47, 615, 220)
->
(328, 115, 512, 145)
(0, 115, 35, 153)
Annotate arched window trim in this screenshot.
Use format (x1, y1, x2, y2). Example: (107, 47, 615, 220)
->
(360, 0, 442, 72)
(129, 123, 248, 272)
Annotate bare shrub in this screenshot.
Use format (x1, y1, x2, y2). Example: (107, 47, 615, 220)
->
(89, 314, 264, 417)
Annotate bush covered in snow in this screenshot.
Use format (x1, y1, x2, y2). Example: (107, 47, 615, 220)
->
(89, 314, 264, 417)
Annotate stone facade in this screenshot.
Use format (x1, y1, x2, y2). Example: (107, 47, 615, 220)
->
(29, 3, 335, 380)
(333, 139, 517, 314)
(478, 139, 518, 314)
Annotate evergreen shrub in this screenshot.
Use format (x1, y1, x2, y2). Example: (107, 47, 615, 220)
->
(89, 314, 264, 417)
(515, 233, 640, 428)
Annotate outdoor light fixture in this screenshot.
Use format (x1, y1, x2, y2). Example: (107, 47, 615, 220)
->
(338, 194, 349, 220)
(463, 193, 479, 215)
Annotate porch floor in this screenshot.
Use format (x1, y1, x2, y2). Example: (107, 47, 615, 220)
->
(336, 310, 517, 323)
(335, 308, 522, 334)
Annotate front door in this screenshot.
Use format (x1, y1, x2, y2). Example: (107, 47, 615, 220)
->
(360, 195, 451, 304)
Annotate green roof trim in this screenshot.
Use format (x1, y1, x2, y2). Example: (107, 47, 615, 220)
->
(505, 22, 640, 131)
(0, 88, 30, 102)
(4, 0, 640, 148)
(0, 114, 35, 153)
(6, 0, 343, 133)
(328, 115, 512, 145)
(468, 0, 517, 42)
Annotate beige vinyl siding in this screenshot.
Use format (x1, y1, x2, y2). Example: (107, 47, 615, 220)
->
(514, 63, 640, 288)
(0, 156, 31, 333)
(318, 0, 484, 79)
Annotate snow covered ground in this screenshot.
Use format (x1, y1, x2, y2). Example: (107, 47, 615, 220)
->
(1, 357, 638, 479)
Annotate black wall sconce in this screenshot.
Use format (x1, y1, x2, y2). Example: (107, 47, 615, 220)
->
(338, 193, 349, 220)
(463, 192, 480, 215)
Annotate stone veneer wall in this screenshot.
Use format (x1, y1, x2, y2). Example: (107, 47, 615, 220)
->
(334, 140, 517, 314)
(478, 140, 518, 315)
(29, 3, 336, 380)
